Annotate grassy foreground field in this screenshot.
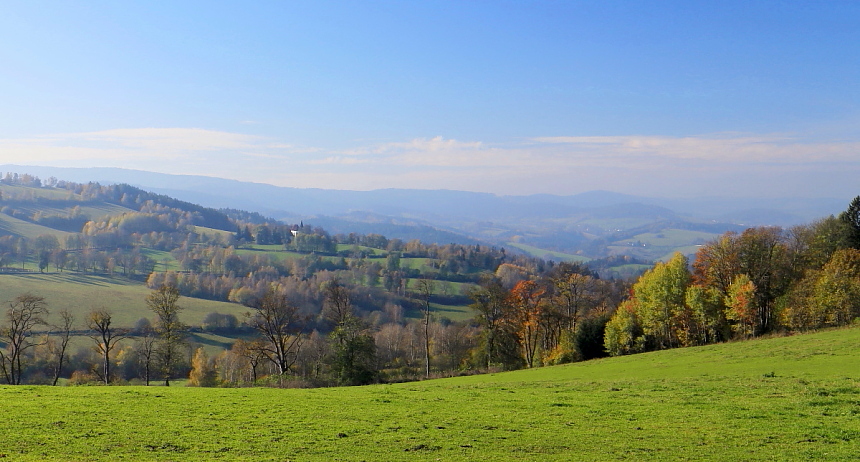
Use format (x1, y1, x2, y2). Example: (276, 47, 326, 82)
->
(2, 327, 859, 461)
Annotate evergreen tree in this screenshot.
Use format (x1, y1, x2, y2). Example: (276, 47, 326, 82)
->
(839, 196, 860, 249)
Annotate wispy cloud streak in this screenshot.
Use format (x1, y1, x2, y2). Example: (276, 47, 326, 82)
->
(0, 128, 858, 197)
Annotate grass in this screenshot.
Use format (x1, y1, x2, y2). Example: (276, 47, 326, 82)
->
(0, 214, 74, 240)
(233, 245, 308, 262)
(336, 244, 385, 255)
(2, 327, 859, 460)
(505, 242, 591, 263)
(427, 302, 473, 322)
(400, 278, 475, 322)
(140, 248, 182, 271)
(194, 226, 236, 240)
(613, 228, 718, 248)
(0, 272, 246, 327)
(399, 257, 434, 271)
(608, 228, 717, 262)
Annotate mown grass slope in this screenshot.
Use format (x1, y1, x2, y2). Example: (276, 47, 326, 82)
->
(1, 327, 858, 461)
(0, 273, 245, 326)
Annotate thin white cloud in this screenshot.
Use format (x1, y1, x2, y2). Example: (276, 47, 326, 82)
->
(1, 128, 858, 198)
(530, 134, 860, 164)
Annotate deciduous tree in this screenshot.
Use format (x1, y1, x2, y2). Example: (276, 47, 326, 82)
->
(633, 253, 690, 349)
(413, 277, 435, 378)
(50, 309, 74, 385)
(604, 299, 643, 356)
(188, 347, 217, 387)
(245, 288, 304, 375)
(813, 248, 860, 326)
(725, 274, 757, 339)
(510, 280, 546, 368)
(146, 285, 186, 386)
(0, 293, 48, 384)
(87, 308, 129, 384)
(469, 277, 518, 369)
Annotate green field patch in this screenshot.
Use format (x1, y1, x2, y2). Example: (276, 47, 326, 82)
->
(400, 278, 475, 322)
(614, 228, 718, 248)
(399, 257, 435, 271)
(0, 184, 72, 200)
(194, 226, 236, 239)
(140, 248, 181, 271)
(234, 245, 314, 262)
(0, 214, 74, 240)
(505, 242, 591, 262)
(0, 273, 245, 327)
(1, 327, 859, 460)
(336, 244, 385, 255)
(427, 302, 473, 322)
(607, 229, 718, 262)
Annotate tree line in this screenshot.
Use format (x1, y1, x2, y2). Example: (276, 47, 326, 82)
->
(604, 197, 860, 355)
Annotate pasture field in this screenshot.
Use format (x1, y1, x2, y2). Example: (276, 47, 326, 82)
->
(399, 256, 429, 268)
(1, 327, 858, 461)
(194, 226, 236, 240)
(612, 229, 717, 249)
(0, 184, 71, 200)
(336, 244, 385, 256)
(140, 248, 182, 271)
(0, 272, 245, 327)
(505, 242, 591, 263)
(607, 228, 717, 262)
(0, 214, 73, 240)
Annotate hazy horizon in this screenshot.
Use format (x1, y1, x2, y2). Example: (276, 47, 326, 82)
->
(2, 2, 858, 199)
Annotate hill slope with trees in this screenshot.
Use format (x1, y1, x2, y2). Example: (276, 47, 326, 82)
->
(1, 171, 859, 390)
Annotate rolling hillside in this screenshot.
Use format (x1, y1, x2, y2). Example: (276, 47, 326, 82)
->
(3, 165, 847, 262)
(1, 326, 857, 460)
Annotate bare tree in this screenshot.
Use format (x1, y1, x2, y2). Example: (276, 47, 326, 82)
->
(146, 285, 186, 386)
(322, 278, 353, 327)
(553, 272, 595, 332)
(245, 289, 303, 375)
(0, 293, 48, 384)
(227, 338, 267, 384)
(135, 329, 157, 386)
(87, 308, 129, 384)
(414, 277, 435, 378)
(50, 309, 74, 385)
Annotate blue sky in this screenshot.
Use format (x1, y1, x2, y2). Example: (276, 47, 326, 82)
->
(1, 1, 858, 198)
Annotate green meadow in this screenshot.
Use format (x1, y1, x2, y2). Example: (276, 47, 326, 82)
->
(0, 273, 245, 326)
(1, 326, 858, 461)
(0, 213, 73, 240)
(607, 228, 718, 262)
(505, 242, 592, 263)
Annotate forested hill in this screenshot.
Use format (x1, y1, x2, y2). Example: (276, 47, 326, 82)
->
(1, 165, 848, 264)
(2, 170, 860, 391)
(0, 172, 236, 233)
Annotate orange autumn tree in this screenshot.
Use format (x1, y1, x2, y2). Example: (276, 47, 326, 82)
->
(510, 280, 546, 368)
(725, 274, 757, 339)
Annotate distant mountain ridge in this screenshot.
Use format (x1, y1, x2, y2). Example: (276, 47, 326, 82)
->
(0, 165, 849, 260)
